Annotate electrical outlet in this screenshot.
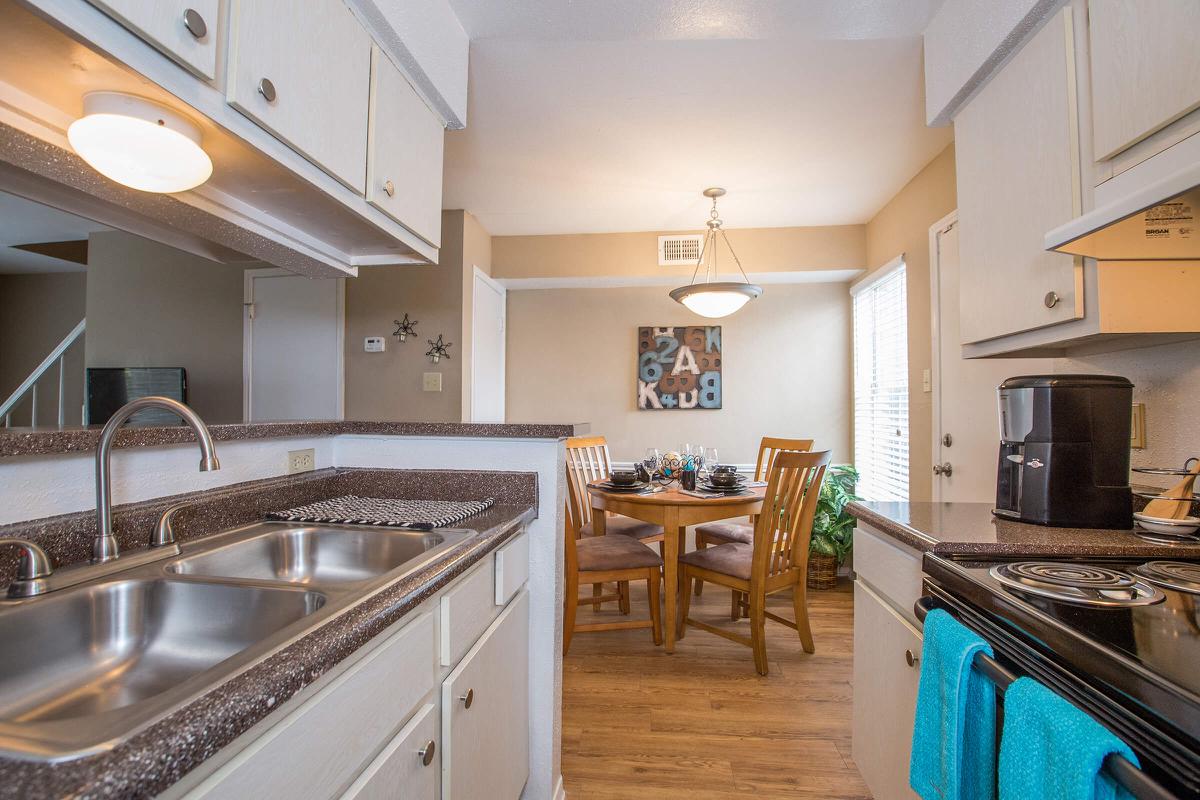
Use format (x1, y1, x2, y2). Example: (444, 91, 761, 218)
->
(1131, 403, 1146, 449)
(287, 448, 316, 474)
(423, 372, 442, 392)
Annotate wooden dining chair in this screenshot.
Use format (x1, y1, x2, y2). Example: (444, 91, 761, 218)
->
(676, 449, 831, 675)
(563, 467, 663, 655)
(692, 436, 813, 597)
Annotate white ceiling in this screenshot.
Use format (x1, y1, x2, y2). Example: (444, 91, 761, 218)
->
(0, 192, 105, 274)
(443, 0, 953, 236)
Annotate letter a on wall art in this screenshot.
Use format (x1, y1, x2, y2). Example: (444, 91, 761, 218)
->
(637, 326, 722, 410)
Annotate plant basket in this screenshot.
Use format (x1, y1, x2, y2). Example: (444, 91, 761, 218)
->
(807, 553, 839, 590)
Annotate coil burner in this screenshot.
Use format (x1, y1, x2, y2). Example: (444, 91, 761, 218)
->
(989, 562, 1165, 607)
(1133, 561, 1200, 595)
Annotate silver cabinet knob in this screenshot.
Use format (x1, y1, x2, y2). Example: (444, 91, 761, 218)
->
(384, 179, 395, 197)
(258, 78, 277, 103)
(905, 649, 919, 668)
(182, 8, 207, 39)
(1044, 291, 1060, 309)
(942, 433, 953, 448)
(418, 739, 436, 766)
(459, 688, 474, 709)
(933, 462, 953, 476)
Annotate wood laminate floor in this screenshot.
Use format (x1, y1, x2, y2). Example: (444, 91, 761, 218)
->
(562, 578, 870, 799)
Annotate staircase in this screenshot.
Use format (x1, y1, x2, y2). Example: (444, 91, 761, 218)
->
(1, 318, 85, 428)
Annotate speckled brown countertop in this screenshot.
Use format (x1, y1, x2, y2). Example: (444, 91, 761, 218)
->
(0, 419, 585, 459)
(0, 469, 538, 799)
(848, 500, 1200, 558)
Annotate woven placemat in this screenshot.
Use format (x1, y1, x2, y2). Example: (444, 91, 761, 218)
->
(268, 495, 494, 528)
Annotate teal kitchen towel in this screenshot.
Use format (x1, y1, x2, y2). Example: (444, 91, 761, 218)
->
(910, 608, 998, 800)
(999, 677, 1138, 800)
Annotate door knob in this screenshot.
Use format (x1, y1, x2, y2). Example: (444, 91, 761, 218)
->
(1044, 291, 1060, 309)
(182, 8, 207, 39)
(459, 688, 474, 709)
(258, 78, 277, 103)
(942, 433, 953, 448)
(905, 649, 920, 668)
(933, 462, 953, 476)
(384, 179, 395, 197)
(418, 739, 436, 766)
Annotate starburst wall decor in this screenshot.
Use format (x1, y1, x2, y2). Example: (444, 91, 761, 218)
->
(426, 335, 452, 364)
(392, 314, 418, 342)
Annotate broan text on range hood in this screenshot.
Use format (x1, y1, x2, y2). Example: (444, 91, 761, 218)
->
(1045, 159, 1199, 260)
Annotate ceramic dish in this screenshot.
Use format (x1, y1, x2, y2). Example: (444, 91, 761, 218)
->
(1133, 512, 1200, 536)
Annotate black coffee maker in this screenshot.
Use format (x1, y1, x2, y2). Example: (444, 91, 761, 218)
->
(994, 375, 1133, 529)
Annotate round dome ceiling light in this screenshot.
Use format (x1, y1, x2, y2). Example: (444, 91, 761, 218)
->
(669, 188, 762, 318)
(67, 92, 213, 193)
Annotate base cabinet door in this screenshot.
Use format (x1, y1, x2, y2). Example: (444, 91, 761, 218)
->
(342, 703, 439, 800)
(852, 580, 923, 800)
(441, 590, 530, 800)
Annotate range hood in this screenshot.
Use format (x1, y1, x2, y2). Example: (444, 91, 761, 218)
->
(1045, 159, 1199, 259)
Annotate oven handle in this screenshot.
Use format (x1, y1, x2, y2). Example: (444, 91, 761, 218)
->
(914, 597, 1179, 800)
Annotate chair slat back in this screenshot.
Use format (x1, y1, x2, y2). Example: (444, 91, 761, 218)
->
(751, 450, 832, 582)
(564, 436, 613, 535)
(753, 436, 815, 481)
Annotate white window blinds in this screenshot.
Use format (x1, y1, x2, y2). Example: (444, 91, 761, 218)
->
(852, 259, 909, 501)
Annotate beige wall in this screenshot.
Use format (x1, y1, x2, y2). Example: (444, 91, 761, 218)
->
(864, 143, 957, 501)
(506, 284, 852, 465)
(0, 272, 86, 425)
(84, 231, 245, 423)
(493, 225, 866, 279)
(345, 210, 492, 423)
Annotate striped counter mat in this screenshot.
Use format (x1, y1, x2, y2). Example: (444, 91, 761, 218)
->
(268, 495, 494, 528)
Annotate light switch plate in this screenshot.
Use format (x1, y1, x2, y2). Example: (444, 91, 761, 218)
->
(922, 369, 932, 393)
(423, 372, 442, 392)
(364, 337, 385, 352)
(1131, 403, 1146, 449)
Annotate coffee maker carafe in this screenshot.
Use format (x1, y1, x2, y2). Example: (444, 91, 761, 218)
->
(995, 375, 1133, 529)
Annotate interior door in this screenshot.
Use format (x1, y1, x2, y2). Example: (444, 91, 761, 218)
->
(931, 216, 1051, 502)
(244, 269, 343, 421)
(471, 268, 506, 423)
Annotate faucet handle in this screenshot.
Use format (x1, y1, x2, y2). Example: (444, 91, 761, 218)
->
(0, 538, 53, 598)
(153, 503, 190, 548)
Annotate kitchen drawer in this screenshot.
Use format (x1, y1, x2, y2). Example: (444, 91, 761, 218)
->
(191, 612, 435, 800)
(88, 0, 220, 80)
(494, 531, 529, 606)
(853, 524, 924, 624)
(439, 557, 498, 667)
(227, 0, 371, 193)
(441, 590, 530, 800)
(366, 46, 444, 246)
(342, 703, 438, 800)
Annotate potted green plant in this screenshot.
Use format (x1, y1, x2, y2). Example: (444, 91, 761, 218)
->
(807, 464, 861, 590)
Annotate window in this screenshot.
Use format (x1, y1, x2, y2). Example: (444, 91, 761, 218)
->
(851, 257, 909, 500)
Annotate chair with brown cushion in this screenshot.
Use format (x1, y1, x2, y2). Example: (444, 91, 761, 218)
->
(565, 436, 665, 544)
(563, 474, 663, 655)
(676, 449, 831, 675)
(692, 436, 813, 597)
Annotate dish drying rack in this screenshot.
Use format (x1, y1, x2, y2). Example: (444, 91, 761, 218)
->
(1131, 458, 1198, 543)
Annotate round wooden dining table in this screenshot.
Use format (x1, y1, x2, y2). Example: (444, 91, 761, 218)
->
(586, 483, 766, 653)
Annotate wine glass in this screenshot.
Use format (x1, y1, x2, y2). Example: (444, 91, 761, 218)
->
(702, 447, 719, 479)
(643, 448, 661, 475)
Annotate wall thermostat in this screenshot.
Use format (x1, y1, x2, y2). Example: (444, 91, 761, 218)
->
(364, 337, 386, 353)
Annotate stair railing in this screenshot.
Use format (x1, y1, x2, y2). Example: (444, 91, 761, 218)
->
(1, 318, 86, 428)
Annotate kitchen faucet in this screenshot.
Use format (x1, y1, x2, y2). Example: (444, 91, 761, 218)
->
(94, 396, 220, 563)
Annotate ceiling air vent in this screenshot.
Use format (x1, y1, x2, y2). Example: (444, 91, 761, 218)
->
(658, 234, 704, 266)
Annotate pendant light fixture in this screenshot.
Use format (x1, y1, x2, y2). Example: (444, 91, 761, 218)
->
(669, 188, 762, 318)
(67, 92, 213, 193)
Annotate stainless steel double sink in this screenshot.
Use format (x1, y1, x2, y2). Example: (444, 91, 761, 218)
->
(0, 521, 472, 761)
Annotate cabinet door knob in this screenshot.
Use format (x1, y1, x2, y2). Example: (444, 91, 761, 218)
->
(384, 179, 395, 197)
(258, 78, 277, 103)
(905, 649, 920, 668)
(182, 8, 207, 39)
(1044, 291, 1060, 309)
(418, 739, 436, 766)
(933, 462, 953, 476)
(459, 688, 474, 709)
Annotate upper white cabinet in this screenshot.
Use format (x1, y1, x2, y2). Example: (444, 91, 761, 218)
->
(955, 8, 1083, 345)
(1088, 0, 1200, 162)
(87, 0, 220, 80)
(367, 46, 444, 247)
(227, 0, 371, 193)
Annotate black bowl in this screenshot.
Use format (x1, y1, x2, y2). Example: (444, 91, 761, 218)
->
(712, 465, 739, 475)
(707, 472, 742, 487)
(610, 471, 639, 486)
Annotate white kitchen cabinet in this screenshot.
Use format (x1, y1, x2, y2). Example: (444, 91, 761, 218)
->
(852, 580, 923, 800)
(227, 0, 371, 193)
(1088, 0, 1200, 162)
(954, 7, 1083, 345)
(366, 46, 444, 246)
(342, 703, 439, 800)
(441, 590, 530, 800)
(87, 0, 220, 80)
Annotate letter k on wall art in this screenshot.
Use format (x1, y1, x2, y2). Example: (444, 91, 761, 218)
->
(637, 326, 722, 410)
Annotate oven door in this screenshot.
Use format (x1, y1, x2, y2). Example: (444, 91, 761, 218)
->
(915, 587, 1187, 800)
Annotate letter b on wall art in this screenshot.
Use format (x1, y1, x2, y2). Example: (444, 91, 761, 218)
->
(637, 326, 721, 410)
